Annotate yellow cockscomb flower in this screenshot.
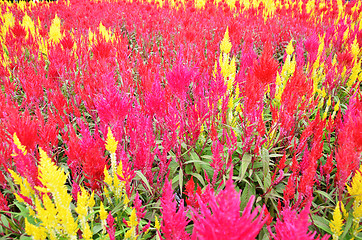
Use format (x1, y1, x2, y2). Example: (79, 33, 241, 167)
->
(104, 166, 113, 189)
(99, 201, 108, 233)
(128, 208, 138, 227)
(48, 14, 63, 44)
(13, 132, 27, 155)
(106, 127, 118, 154)
(1, 11, 15, 39)
(330, 201, 344, 240)
(155, 215, 161, 231)
(347, 166, 362, 203)
(220, 27, 232, 54)
(34, 148, 78, 239)
(75, 187, 90, 217)
(22, 13, 35, 39)
(25, 218, 47, 240)
(99, 202, 108, 221)
(285, 39, 294, 55)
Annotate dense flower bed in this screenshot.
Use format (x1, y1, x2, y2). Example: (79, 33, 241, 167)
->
(0, 0, 361, 239)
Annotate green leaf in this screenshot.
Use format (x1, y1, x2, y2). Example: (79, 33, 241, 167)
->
(135, 171, 153, 194)
(184, 159, 207, 174)
(189, 150, 200, 161)
(189, 172, 205, 186)
(20, 236, 32, 240)
(261, 148, 271, 176)
(92, 224, 103, 234)
(185, 164, 193, 175)
(240, 182, 256, 210)
(14, 202, 29, 218)
(314, 190, 335, 204)
(311, 214, 333, 235)
(115, 227, 126, 236)
(236, 142, 244, 155)
(269, 153, 284, 158)
(179, 168, 184, 194)
(261, 148, 272, 190)
(340, 212, 354, 239)
(236, 153, 252, 182)
(263, 173, 272, 190)
(1, 214, 9, 230)
(254, 172, 265, 192)
(201, 155, 212, 160)
(184, 159, 208, 165)
(169, 159, 179, 175)
(172, 173, 179, 190)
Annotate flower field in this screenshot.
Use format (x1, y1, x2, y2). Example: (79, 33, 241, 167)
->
(0, 0, 361, 239)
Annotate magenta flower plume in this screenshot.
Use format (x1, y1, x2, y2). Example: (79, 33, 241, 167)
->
(106, 213, 116, 240)
(160, 179, 190, 240)
(166, 55, 195, 100)
(191, 178, 267, 240)
(92, 40, 115, 60)
(268, 203, 329, 240)
(0, 192, 9, 214)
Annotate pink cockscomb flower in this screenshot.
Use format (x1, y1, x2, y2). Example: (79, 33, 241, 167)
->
(268, 203, 330, 240)
(191, 177, 267, 239)
(160, 179, 190, 240)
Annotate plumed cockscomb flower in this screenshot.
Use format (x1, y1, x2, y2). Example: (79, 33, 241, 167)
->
(184, 176, 202, 208)
(0, 192, 9, 214)
(329, 201, 344, 239)
(10, 21, 27, 41)
(191, 178, 267, 240)
(166, 55, 195, 100)
(92, 40, 114, 60)
(106, 213, 116, 240)
(268, 203, 330, 240)
(160, 179, 190, 240)
(253, 43, 279, 86)
(60, 33, 74, 50)
(95, 86, 131, 125)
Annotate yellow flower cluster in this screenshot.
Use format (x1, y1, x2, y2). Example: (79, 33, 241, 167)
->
(106, 127, 119, 173)
(218, 27, 236, 93)
(330, 201, 345, 240)
(331, 166, 362, 239)
(346, 37, 361, 89)
(0, 8, 64, 63)
(215, 27, 238, 127)
(9, 132, 133, 239)
(274, 39, 296, 104)
(48, 14, 63, 44)
(99, 201, 109, 233)
(104, 127, 129, 205)
(9, 135, 104, 240)
(12, 132, 27, 155)
(89, 22, 115, 46)
(125, 208, 139, 239)
(347, 166, 362, 238)
(29, 148, 78, 240)
(309, 33, 360, 120)
(75, 187, 95, 240)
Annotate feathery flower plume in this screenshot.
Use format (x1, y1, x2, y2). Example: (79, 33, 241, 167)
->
(220, 27, 232, 54)
(106, 213, 116, 240)
(161, 179, 190, 239)
(330, 201, 344, 240)
(48, 14, 63, 44)
(106, 127, 118, 176)
(13, 132, 27, 156)
(191, 177, 267, 239)
(268, 203, 329, 240)
(34, 148, 78, 239)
